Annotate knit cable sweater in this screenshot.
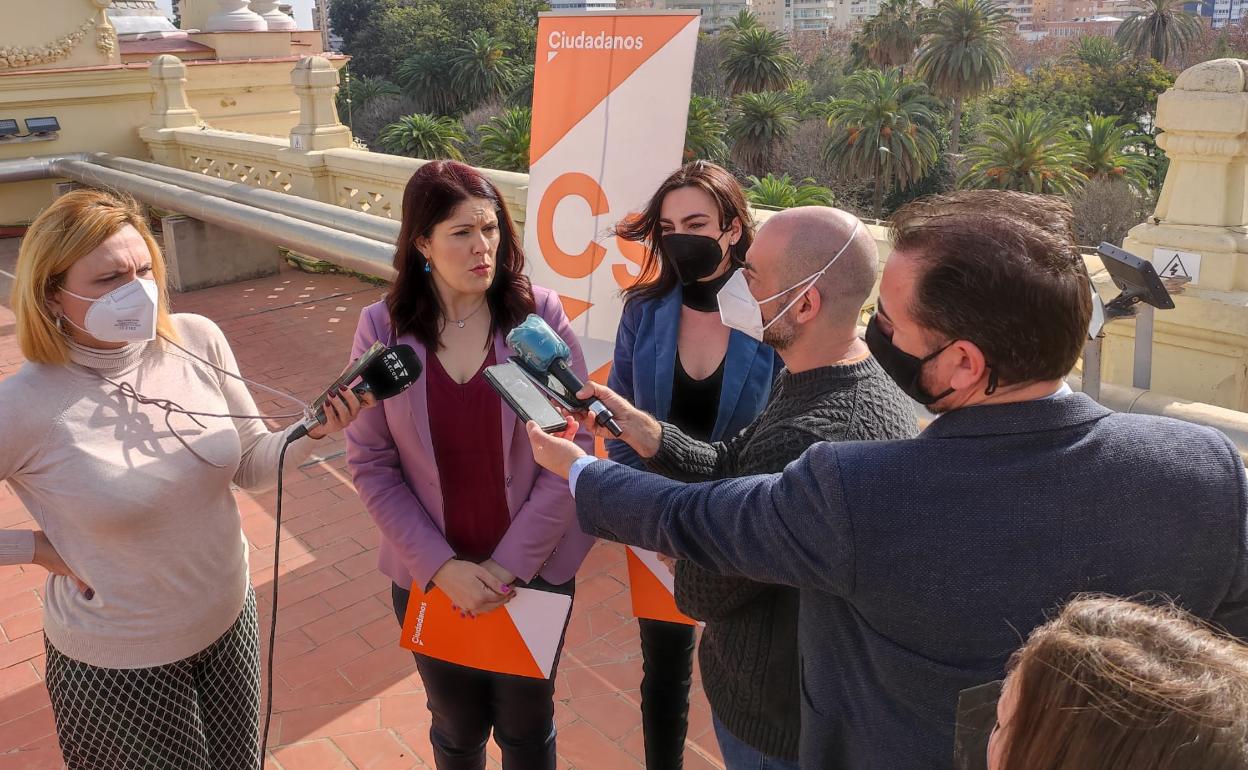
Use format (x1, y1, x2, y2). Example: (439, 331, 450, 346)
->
(648, 357, 918, 760)
(0, 314, 317, 668)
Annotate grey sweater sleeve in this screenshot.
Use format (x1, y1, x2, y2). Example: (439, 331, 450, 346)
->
(646, 421, 750, 482)
(675, 422, 833, 621)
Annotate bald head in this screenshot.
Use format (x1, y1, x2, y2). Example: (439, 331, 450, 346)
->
(756, 206, 878, 330)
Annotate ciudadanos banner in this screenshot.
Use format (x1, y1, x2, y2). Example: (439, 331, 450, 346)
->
(523, 10, 701, 385)
(524, 10, 701, 625)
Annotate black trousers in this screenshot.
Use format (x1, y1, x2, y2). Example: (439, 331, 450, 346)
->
(392, 580, 574, 770)
(638, 618, 697, 770)
(45, 587, 260, 770)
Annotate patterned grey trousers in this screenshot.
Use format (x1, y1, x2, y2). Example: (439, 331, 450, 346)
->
(45, 588, 261, 770)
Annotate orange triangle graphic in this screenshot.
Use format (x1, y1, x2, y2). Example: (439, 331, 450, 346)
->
(400, 586, 546, 678)
(531, 14, 697, 165)
(625, 548, 697, 626)
(559, 295, 594, 322)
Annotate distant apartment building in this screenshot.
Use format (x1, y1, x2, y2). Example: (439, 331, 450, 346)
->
(1211, 0, 1248, 27)
(753, 0, 794, 30)
(660, 0, 751, 31)
(311, 0, 344, 52)
(548, 0, 621, 9)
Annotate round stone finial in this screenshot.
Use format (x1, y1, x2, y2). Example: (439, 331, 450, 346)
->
(1173, 58, 1248, 93)
(150, 54, 187, 78)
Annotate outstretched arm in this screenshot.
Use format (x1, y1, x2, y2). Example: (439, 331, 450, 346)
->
(575, 444, 854, 597)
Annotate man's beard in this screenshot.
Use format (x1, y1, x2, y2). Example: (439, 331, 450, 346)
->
(762, 316, 795, 351)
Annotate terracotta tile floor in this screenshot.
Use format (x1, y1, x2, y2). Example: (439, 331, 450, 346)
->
(0, 239, 724, 770)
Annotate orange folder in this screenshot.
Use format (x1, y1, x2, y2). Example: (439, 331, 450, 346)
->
(400, 584, 573, 679)
(625, 546, 698, 626)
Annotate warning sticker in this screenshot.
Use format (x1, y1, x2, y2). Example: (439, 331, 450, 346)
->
(1151, 248, 1201, 285)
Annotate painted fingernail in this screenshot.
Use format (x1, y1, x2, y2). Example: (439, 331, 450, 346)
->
(84, 589, 94, 600)
(500, 584, 511, 593)
(339, 384, 348, 392)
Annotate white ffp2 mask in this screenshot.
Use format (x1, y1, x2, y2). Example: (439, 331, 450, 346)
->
(716, 220, 861, 342)
(61, 277, 160, 343)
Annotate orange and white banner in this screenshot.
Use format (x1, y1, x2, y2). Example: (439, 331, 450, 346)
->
(626, 546, 698, 626)
(400, 585, 573, 679)
(524, 10, 701, 383)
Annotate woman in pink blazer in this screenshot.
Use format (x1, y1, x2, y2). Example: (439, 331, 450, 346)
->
(346, 161, 594, 770)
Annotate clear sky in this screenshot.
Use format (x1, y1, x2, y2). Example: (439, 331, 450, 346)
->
(152, 0, 318, 30)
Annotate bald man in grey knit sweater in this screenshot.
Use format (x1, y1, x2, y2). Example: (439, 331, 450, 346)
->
(585, 208, 917, 767)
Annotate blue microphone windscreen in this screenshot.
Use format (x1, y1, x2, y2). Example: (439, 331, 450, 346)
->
(506, 314, 571, 371)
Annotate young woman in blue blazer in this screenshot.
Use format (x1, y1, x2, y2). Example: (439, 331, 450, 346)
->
(610, 161, 779, 769)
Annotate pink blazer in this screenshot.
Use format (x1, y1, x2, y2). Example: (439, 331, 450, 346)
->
(345, 285, 596, 591)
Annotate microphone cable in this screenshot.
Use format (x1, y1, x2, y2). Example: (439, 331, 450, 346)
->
(258, 433, 296, 769)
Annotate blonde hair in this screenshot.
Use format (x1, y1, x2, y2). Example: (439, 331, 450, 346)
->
(1000, 595, 1248, 770)
(12, 189, 177, 365)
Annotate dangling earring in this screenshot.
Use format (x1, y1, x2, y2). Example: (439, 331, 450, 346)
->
(55, 315, 65, 334)
(424, 259, 432, 274)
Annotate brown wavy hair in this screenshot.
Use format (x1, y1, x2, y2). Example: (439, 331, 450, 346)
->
(998, 595, 1248, 770)
(614, 160, 754, 303)
(388, 161, 534, 350)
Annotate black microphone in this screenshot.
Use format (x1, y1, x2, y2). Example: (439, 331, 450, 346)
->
(289, 344, 422, 441)
(507, 314, 623, 437)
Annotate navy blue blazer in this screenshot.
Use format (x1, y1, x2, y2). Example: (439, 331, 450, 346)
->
(606, 287, 780, 470)
(575, 393, 1248, 769)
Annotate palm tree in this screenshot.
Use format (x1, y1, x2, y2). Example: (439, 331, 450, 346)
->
(1115, 0, 1201, 63)
(725, 8, 762, 36)
(342, 76, 399, 111)
(507, 63, 536, 108)
(745, 173, 836, 208)
(685, 95, 729, 161)
(723, 26, 799, 95)
(728, 91, 799, 175)
(1072, 114, 1153, 190)
(857, 0, 927, 73)
(1064, 35, 1128, 69)
(960, 110, 1086, 194)
(823, 68, 941, 219)
(449, 30, 519, 108)
(916, 0, 1013, 156)
(381, 114, 468, 161)
(396, 53, 458, 116)
(479, 107, 532, 172)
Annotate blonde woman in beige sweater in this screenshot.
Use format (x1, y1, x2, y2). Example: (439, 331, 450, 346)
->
(0, 190, 368, 769)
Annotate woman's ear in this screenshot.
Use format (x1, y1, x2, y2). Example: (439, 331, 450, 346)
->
(728, 217, 743, 246)
(45, 285, 63, 320)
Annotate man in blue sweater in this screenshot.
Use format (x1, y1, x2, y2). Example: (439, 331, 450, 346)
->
(526, 190, 1248, 769)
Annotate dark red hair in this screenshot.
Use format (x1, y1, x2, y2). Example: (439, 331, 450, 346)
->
(388, 161, 534, 350)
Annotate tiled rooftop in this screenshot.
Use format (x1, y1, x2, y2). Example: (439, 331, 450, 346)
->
(0, 238, 724, 770)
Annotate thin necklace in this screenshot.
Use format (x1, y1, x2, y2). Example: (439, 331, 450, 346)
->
(448, 299, 488, 329)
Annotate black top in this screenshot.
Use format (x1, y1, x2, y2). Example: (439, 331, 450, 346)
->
(654, 358, 919, 761)
(668, 353, 726, 442)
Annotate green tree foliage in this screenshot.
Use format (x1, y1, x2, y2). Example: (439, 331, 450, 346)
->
(989, 58, 1173, 128)
(961, 110, 1086, 194)
(729, 91, 799, 175)
(479, 107, 532, 172)
(449, 31, 519, 106)
(1063, 35, 1128, 69)
(726, 9, 763, 35)
(328, 0, 397, 53)
(724, 27, 799, 95)
(916, 0, 1013, 156)
(1115, 0, 1201, 64)
(1072, 114, 1153, 190)
(396, 52, 459, 115)
(823, 68, 941, 218)
(685, 96, 729, 162)
(348, 3, 451, 80)
(745, 173, 836, 208)
(381, 113, 468, 160)
(856, 0, 927, 73)
(337, 75, 400, 124)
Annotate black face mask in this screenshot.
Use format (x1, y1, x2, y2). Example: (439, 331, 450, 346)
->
(864, 314, 956, 406)
(662, 233, 729, 287)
